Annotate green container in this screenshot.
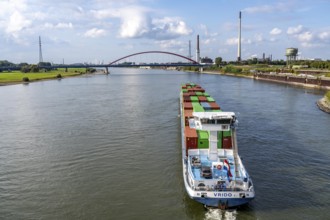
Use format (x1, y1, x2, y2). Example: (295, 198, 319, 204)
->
(195, 92, 203, 96)
(207, 97, 215, 102)
(203, 92, 210, 97)
(189, 83, 196, 86)
(223, 130, 232, 137)
(217, 131, 223, 148)
(197, 130, 209, 148)
(192, 102, 204, 112)
(212, 109, 222, 112)
(182, 89, 188, 93)
(190, 96, 199, 102)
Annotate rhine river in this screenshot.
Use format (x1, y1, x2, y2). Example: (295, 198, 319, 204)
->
(0, 69, 329, 220)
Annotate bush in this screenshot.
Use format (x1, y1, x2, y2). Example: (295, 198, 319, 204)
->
(325, 91, 330, 101)
(223, 65, 242, 74)
(22, 77, 29, 82)
(56, 74, 62, 79)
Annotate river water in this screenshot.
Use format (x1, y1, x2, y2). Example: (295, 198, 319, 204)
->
(0, 69, 329, 220)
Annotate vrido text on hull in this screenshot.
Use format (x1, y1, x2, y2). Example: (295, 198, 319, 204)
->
(180, 83, 255, 208)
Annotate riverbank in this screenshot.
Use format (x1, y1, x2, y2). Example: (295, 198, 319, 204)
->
(317, 96, 330, 114)
(0, 69, 96, 86)
(201, 70, 330, 114)
(201, 70, 330, 90)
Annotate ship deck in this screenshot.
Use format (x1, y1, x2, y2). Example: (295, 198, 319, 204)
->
(189, 152, 236, 181)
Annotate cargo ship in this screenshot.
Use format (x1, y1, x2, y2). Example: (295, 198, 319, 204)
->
(180, 83, 255, 208)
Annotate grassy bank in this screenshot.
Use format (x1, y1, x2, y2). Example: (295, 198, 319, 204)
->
(0, 68, 86, 85)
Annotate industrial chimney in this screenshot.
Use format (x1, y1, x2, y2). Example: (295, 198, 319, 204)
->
(196, 35, 200, 63)
(237, 11, 242, 62)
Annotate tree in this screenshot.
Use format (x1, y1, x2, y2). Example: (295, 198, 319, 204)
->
(215, 57, 222, 66)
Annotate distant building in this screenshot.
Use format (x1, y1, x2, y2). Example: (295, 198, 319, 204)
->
(200, 57, 213, 64)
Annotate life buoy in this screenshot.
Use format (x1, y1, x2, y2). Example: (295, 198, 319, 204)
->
(217, 165, 222, 170)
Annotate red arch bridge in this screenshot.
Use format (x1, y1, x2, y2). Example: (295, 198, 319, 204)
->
(42, 51, 208, 71)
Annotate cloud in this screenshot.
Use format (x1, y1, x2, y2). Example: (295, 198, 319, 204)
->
(270, 28, 282, 35)
(44, 22, 73, 29)
(150, 17, 192, 39)
(84, 28, 107, 38)
(287, 25, 305, 35)
(243, 2, 290, 14)
(92, 6, 192, 40)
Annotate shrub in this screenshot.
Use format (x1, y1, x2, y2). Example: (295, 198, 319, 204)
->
(223, 65, 242, 74)
(325, 91, 330, 101)
(56, 74, 62, 79)
(22, 77, 29, 82)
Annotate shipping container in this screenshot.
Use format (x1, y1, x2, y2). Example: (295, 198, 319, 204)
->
(185, 126, 198, 154)
(207, 97, 215, 102)
(217, 131, 223, 149)
(203, 92, 210, 97)
(184, 110, 193, 126)
(222, 137, 232, 149)
(195, 91, 204, 96)
(209, 102, 221, 110)
(192, 102, 205, 112)
(223, 130, 232, 137)
(198, 96, 208, 102)
(197, 130, 209, 149)
(184, 102, 193, 110)
(190, 96, 199, 102)
(200, 102, 212, 110)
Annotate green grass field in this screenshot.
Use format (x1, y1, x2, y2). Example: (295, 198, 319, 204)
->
(0, 68, 85, 84)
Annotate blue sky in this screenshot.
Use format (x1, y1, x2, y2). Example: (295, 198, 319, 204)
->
(1, 0, 329, 64)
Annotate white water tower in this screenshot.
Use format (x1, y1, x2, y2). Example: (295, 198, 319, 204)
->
(286, 48, 298, 65)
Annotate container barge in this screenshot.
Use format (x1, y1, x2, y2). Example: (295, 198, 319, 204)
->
(180, 83, 255, 208)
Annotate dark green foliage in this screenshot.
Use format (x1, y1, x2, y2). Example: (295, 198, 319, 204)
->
(20, 65, 39, 73)
(22, 77, 29, 82)
(215, 57, 222, 66)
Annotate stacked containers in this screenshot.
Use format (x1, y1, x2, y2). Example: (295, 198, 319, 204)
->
(185, 126, 198, 155)
(181, 83, 230, 154)
(184, 110, 193, 126)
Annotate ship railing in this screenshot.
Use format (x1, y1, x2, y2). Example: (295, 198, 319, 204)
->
(194, 186, 252, 192)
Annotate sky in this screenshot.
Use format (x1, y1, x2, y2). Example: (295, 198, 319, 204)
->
(1, 0, 330, 64)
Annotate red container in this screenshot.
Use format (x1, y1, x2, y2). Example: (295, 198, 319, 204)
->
(198, 96, 208, 102)
(184, 110, 193, 126)
(209, 102, 221, 110)
(184, 102, 193, 110)
(183, 97, 191, 103)
(185, 126, 198, 155)
(183, 93, 190, 98)
(222, 137, 232, 149)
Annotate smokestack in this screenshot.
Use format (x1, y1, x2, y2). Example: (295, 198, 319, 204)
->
(237, 11, 241, 62)
(196, 35, 200, 63)
(189, 40, 192, 59)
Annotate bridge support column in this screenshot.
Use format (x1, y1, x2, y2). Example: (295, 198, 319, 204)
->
(105, 67, 109, 74)
(199, 67, 204, 72)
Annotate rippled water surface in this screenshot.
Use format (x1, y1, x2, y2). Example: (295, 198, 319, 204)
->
(0, 69, 329, 219)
